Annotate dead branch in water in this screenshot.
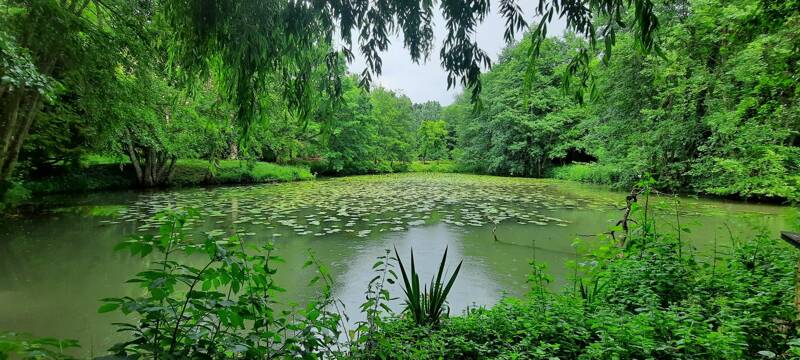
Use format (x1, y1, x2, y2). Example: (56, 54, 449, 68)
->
(611, 187, 641, 247)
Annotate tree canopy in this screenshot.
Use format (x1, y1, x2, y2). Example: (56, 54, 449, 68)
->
(155, 0, 662, 128)
(0, 0, 663, 196)
(4, 0, 796, 202)
(444, 0, 800, 200)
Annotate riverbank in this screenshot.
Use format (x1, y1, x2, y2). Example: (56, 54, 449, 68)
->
(4, 158, 794, 213)
(18, 159, 462, 198)
(22, 159, 314, 195)
(550, 162, 800, 203)
(407, 160, 463, 173)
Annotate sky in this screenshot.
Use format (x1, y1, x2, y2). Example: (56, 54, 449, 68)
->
(347, 1, 567, 106)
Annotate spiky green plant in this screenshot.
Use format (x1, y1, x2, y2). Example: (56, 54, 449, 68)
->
(394, 246, 462, 326)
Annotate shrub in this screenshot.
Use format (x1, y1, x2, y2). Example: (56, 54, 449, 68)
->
(408, 160, 463, 173)
(364, 189, 798, 359)
(100, 209, 344, 359)
(395, 247, 462, 326)
(550, 162, 627, 186)
(0, 332, 79, 360)
(0, 180, 31, 211)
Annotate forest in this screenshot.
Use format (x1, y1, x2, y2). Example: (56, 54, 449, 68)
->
(445, 0, 799, 200)
(1, 0, 798, 207)
(1, 0, 800, 359)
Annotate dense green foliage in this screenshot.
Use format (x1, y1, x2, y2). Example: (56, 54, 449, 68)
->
(367, 199, 799, 359)
(1, 0, 662, 205)
(445, 0, 800, 200)
(447, 36, 589, 177)
(22, 159, 313, 195)
(0, 0, 425, 200)
(0, 0, 736, 204)
(1, 0, 457, 200)
(3, 0, 798, 358)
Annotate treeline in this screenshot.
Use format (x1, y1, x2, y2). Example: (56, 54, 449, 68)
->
(3, 0, 797, 204)
(443, 0, 799, 201)
(0, 0, 453, 207)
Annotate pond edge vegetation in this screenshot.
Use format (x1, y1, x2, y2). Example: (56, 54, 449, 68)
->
(2, 181, 800, 359)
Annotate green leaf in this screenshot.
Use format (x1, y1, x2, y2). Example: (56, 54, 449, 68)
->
(98, 303, 120, 313)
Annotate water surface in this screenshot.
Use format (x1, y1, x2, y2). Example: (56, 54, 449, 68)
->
(0, 173, 789, 356)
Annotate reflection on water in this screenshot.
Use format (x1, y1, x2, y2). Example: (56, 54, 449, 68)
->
(0, 173, 789, 356)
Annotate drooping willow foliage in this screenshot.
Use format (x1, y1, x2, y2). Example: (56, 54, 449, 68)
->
(160, 0, 660, 128)
(0, 0, 661, 196)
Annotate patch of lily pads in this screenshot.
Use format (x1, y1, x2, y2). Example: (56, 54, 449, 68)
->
(103, 173, 621, 239)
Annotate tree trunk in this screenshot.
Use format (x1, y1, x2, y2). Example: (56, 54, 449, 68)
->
(0, 92, 42, 183)
(144, 147, 155, 187)
(0, 94, 42, 181)
(0, 92, 25, 168)
(123, 132, 175, 188)
(230, 142, 238, 160)
(165, 156, 177, 182)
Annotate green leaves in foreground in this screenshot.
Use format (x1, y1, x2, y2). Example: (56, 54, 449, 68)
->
(394, 246, 462, 326)
(0, 332, 78, 360)
(99, 209, 343, 359)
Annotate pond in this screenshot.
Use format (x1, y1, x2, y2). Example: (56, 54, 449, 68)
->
(0, 173, 790, 356)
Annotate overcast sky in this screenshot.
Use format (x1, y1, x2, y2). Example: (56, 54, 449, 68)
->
(347, 1, 567, 105)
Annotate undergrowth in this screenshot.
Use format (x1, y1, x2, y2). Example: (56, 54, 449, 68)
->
(408, 161, 463, 173)
(20, 159, 313, 196)
(365, 186, 800, 359)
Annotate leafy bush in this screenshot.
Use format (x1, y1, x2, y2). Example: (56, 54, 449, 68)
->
(0, 332, 78, 360)
(365, 193, 798, 359)
(550, 163, 626, 186)
(0, 180, 31, 211)
(408, 161, 463, 173)
(100, 209, 344, 359)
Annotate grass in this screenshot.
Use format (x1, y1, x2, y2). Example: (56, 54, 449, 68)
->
(80, 154, 128, 166)
(408, 160, 462, 173)
(170, 159, 314, 186)
(549, 162, 628, 186)
(24, 157, 314, 195)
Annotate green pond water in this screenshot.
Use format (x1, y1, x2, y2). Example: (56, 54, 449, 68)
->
(0, 173, 791, 356)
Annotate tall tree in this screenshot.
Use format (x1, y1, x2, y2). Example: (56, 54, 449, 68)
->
(445, 0, 799, 200)
(449, 36, 588, 177)
(417, 120, 450, 161)
(0, 0, 160, 190)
